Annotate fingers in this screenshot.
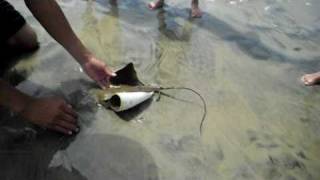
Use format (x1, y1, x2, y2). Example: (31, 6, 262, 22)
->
(104, 66, 116, 77)
(97, 67, 115, 89)
(82, 57, 115, 89)
(97, 76, 111, 89)
(97, 67, 116, 89)
(97, 79, 107, 89)
(97, 65, 116, 89)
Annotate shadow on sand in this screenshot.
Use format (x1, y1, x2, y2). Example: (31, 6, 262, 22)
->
(97, 0, 320, 72)
(0, 79, 159, 180)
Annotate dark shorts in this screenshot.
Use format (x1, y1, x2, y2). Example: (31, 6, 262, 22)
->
(0, 0, 26, 75)
(0, 0, 26, 44)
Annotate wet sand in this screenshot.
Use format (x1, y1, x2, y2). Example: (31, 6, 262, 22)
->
(1, 0, 320, 179)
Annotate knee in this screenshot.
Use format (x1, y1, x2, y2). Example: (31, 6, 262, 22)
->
(24, 28, 39, 51)
(7, 24, 39, 52)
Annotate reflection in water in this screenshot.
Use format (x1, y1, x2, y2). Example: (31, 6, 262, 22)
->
(154, 9, 195, 85)
(50, 134, 159, 180)
(80, 0, 121, 65)
(0, 129, 159, 180)
(0, 79, 159, 180)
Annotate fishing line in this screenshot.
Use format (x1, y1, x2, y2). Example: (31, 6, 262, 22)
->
(157, 87, 207, 136)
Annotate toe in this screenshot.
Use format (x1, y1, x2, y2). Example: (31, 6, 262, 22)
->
(301, 75, 309, 85)
(148, 2, 155, 9)
(191, 9, 202, 18)
(301, 75, 313, 86)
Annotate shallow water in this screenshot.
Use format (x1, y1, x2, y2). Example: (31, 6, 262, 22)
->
(1, 0, 320, 179)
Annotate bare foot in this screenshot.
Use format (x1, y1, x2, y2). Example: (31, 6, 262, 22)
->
(109, 0, 117, 6)
(301, 71, 320, 86)
(191, 4, 202, 18)
(148, 0, 164, 10)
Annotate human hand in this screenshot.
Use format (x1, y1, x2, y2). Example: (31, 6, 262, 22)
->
(20, 97, 78, 135)
(81, 56, 116, 89)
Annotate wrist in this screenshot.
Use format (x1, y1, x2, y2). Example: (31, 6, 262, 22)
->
(77, 52, 94, 66)
(66, 39, 93, 66)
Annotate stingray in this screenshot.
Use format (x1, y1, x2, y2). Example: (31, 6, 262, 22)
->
(90, 63, 207, 135)
(90, 63, 160, 111)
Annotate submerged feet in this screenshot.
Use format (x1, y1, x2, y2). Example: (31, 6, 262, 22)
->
(148, 0, 164, 10)
(109, 0, 117, 6)
(148, 0, 202, 18)
(301, 72, 320, 86)
(191, 3, 202, 18)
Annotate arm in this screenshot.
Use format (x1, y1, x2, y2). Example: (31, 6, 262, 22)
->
(0, 79, 78, 135)
(24, 0, 115, 88)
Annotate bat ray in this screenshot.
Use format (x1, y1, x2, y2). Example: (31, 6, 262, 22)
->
(89, 63, 207, 135)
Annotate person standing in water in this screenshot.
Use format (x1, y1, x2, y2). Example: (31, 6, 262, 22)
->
(148, 0, 202, 18)
(301, 72, 320, 86)
(0, 0, 116, 135)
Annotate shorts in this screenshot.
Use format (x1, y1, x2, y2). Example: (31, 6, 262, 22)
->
(0, 0, 26, 75)
(0, 0, 26, 44)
